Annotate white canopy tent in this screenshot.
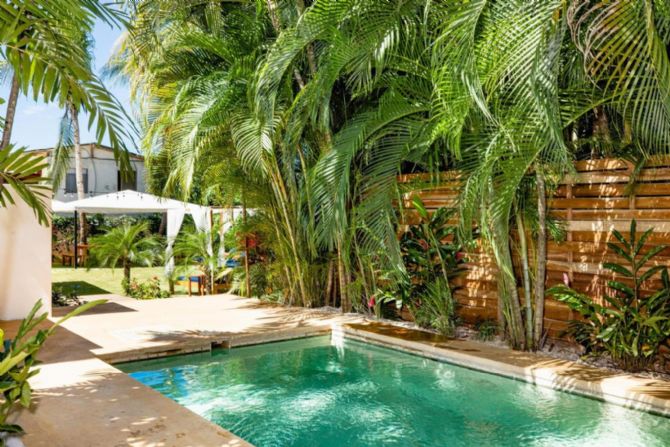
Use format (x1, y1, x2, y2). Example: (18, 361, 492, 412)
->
(52, 190, 224, 272)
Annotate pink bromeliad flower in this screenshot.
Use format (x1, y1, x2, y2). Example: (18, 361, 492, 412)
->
(563, 272, 570, 286)
(368, 295, 376, 308)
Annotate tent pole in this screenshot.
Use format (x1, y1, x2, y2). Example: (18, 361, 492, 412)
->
(74, 210, 78, 269)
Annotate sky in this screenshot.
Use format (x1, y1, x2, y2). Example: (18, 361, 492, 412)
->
(1, 20, 136, 151)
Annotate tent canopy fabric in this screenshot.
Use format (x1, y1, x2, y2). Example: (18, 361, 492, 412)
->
(52, 199, 75, 214)
(52, 190, 213, 274)
(58, 190, 208, 214)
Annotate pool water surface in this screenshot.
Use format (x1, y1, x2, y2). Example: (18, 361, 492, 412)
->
(120, 336, 670, 447)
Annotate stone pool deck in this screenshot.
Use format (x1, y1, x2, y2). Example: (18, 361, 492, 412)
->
(1, 293, 669, 446)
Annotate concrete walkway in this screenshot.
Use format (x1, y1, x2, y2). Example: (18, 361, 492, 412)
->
(2, 294, 670, 446)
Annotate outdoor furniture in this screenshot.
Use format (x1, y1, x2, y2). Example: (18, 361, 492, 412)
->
(176, 273, 206, 296)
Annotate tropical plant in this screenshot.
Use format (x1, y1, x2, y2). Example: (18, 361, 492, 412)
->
(399, 199, 464, 335)
(0, 299, 104, 444)
(89, 222, 161, 291)
(474, 319, 499, 342)
(125, 276, 169, 300)
(174, 229, 222, 295)
(0, 145, 50, 224)
(411, 278, 459, 336)
(113, 0, 670, 351)
(400, 200, 465, 298)
(0, 1, 134, 222)
(548, 220, 670, 371)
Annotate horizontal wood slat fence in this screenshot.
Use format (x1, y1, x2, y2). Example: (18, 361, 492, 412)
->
(399, 157, 670, 338)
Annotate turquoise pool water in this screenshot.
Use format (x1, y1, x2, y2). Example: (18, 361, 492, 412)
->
(120, 336, 670, 446)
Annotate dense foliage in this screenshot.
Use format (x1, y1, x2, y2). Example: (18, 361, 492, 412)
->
(549, 221, 670, 371)
(399, 200, 465, 335)
(111, 0, 670, 354)
(124, 276, 170, 300)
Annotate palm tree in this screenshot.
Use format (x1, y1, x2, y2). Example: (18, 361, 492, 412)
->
(0, 73, 19, 150)
(89, 222, 161, 289)
(174, 229, 222, 295)
(0, 145, 50, 224)
(115, 0, 670, 350)
(0, 0, 135, 221)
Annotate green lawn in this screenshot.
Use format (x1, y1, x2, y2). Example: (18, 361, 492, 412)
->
(52, 267, 193, 296)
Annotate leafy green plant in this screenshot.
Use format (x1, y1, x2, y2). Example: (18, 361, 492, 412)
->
(411, 277, 459, 336)
(368, 289, 400, 320)
(474, 319, 499, 342)
(0, 299, 103, 442)
(51, 288, 83, 307)
(89, 222, 162, 291)
(124, 277, 170, 300)
(0, 145, 50, 225)
(548, 220, 670, 371)
(174, 229, 225, 295)
(400, 199, 464, 335)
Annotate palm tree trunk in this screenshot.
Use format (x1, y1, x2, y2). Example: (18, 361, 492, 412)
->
(123, 260, 131, 285)
(325, 259, 334, 307)
(337, 237, 349, 312)
(493, 220, 525, 349)
(516, 212, 534, 349)
(70, 102, 87, 243)
(533, 167, 548, 349)
(0, 73, 20, 150)
(243, 200, 251, 298)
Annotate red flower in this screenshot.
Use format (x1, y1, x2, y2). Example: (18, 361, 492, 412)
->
(368, 295, 376, 308)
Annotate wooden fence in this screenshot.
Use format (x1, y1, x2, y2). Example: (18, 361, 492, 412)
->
(400, 157, 670, 338)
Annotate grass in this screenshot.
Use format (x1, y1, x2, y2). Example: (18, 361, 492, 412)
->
(52, 266, 193, 296)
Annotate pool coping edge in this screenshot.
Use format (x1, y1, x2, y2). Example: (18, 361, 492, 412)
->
(337, 324, 670, 418)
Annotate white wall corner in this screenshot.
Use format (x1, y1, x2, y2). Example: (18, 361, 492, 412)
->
(0, 188, 51, 320)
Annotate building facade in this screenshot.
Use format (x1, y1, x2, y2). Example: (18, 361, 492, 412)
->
(31, 143, 146, 202)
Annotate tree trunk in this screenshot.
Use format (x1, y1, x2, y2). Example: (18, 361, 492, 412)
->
(336, 238, 349, 312)
(265, 0, 281, 31)
(158, 213, 167, 235)
(533, 167, 548, 349)
(1, 73, 20, 150)
(70, 102, 88, 243)
(243, 200, 251, 298)
(123, 261, 131, 286)
(324, 259, 334, 308)
(516, 212, 534, 349)
(493, 220, 525, 349)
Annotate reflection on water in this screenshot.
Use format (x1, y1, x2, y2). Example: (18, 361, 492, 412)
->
(122, 336, 670, 447)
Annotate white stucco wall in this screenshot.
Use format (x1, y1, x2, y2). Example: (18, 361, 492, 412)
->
(50, 144, 146, 202)
(0, 189, 51, 320)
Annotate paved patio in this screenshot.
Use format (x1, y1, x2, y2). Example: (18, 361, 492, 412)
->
(2, 293, 670, 446)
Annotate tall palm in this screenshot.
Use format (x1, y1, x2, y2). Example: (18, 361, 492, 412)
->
(89, 222, 161, 287)
(115, 0, 670, 350)
(0, 0, 135, 221)
(50, 34, 95, 242)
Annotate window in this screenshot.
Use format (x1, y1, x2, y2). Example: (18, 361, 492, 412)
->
(117, 169, 137, 191)
(65, 169, 88, 194)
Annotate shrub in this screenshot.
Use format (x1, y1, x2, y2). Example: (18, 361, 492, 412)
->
(124, 277, 170, 300)
(411, 277, 459, 336)
(548, 220, 670, 371)
(474, 319, 499, 342)
(400, 199, 465, 335)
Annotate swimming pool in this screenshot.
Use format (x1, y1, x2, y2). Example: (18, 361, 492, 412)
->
(120, 336, 670, 446)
